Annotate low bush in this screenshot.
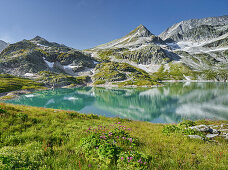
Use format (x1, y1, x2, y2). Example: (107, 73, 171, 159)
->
(80, 123, 150, 169)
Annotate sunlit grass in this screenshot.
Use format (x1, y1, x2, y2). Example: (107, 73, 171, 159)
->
(0, 103, 227, 169)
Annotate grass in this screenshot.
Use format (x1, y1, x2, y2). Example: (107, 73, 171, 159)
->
(37, 71, 89, 87)
(0, 74, 45, 93)
(0, 103, 227, 169)
(93, 62, 156, 86)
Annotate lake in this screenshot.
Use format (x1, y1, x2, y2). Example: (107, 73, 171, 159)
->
(4, 82, 228, 123)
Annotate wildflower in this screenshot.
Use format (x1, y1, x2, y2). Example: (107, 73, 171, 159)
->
(130, 157, 133, 160)
(88, 164, 92, 168)
(116, 136, 119, 138)
(138, 159, 141, 163)
(128, 160, 130, 162)
(96, 147, 98, 149)
(128, 138, 132, 143)
(118, 122, 121, 124)
(127, 157, 130, 160)
(128, 128, 131, 131)
(122, 137, 126, 139)
(121, 157, 124, 160)
(144, 162, 147, 165)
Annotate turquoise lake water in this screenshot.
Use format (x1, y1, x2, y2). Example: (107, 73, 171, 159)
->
(4, 82, 228, 123)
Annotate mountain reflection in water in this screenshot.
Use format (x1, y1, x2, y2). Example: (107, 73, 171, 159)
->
(4, 82, 228, 123)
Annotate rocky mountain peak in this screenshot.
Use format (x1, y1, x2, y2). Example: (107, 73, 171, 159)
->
(127, 24, 153, 38)
(30, 36, 48, 43)
(93, 24, 161, 49)
(159, 15, 228, 42)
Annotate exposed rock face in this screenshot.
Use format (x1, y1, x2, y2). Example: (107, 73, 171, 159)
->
(0, 15, 228, 86)
(95, 24, 165, 49)
(159, 15, 228, 42)
(157, 15, 228, 81)
(85, 15, 227, 82)
(0, 37, 96, 77)
(88, 24, 176, 65)
(0, 40, 9, 53)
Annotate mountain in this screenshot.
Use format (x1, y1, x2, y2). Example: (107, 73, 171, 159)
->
(87, 24, 179, 66)
(0, 40, 8, 53)
(0, 15, 227, 88)
(85, 15, 228, 83)
(0, 36, 97, 87)
(159, 15, 228, 42)
(95, 24, 165, 49)
(158, 16, 228, 74)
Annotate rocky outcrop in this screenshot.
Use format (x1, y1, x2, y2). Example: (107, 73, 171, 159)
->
(88, 25, 176, 65)
(159, 15, 228, 42)
(94, 24, 165, 49)
(0, 37, 97, 78)
(188, 124, 228, 140)
(0, 15, 227, 85)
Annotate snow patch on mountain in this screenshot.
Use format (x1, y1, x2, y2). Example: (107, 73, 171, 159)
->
(44, 59, 54, 68)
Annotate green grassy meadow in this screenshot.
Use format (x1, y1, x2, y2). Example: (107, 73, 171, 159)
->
(0, 103, 227, 169)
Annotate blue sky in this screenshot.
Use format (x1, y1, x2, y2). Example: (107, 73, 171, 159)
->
(0, 0, 227, 49)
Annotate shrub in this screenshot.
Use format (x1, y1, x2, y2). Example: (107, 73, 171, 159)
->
(178, 120, 196, 128)
(162, 125, 181, 135)
(0, 107, 6, 114)
(80, 123, 150, 169)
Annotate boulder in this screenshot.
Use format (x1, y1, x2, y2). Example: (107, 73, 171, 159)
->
(189, 125, 211, 132)
(210, 128, 219, 134)
(206, 134, 218, 139)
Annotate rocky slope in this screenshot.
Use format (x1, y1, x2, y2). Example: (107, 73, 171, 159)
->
(159, 15, 228, 42)
(86, 15, 228, 82)
(0, 40, 8, 53)
(0, 36, 97, 86)
(0, 15, 227, 87)
(86, 25, 179, 66)
(159, 15, 228, 78)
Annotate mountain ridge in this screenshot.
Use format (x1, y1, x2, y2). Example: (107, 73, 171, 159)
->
(159, 15, 228, 42)
(0, 15, 227, 87)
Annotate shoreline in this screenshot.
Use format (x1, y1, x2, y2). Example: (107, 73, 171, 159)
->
(1, 80, 227, 100)
(160, 80, 227, 82)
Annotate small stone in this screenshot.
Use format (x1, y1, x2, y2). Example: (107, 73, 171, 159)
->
(188, 135, 203, 140)
(189, 125, 211, 132)
(210, 128, 219, 134)
(206, 134, 218, 138)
